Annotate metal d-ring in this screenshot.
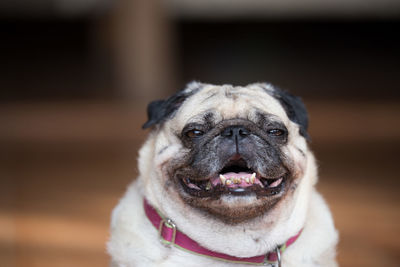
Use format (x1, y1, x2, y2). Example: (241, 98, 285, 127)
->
(275, 247, 282, 267)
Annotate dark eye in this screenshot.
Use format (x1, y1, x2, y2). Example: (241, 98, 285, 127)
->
(186, 129, 204, 138)
(267, 129, 286, 137)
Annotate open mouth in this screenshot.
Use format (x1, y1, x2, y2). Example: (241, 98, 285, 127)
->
(179, 159, 286, 198)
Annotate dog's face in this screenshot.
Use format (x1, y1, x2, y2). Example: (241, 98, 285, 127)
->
(141, 82, 310, 225)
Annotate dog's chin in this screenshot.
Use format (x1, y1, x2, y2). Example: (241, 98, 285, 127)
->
(174, 160, 291, 224)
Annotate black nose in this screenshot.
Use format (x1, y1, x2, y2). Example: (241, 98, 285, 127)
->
(220, 126, 252, 156)
(221, 126, 250, 140)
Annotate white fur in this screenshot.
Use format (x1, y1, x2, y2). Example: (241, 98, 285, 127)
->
(108, 83, 338, 267)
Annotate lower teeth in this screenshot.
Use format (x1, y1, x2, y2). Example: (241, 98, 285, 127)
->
(205, 182, 211, 190)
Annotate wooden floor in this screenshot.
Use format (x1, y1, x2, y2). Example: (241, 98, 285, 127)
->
(0, 100, 399, 267)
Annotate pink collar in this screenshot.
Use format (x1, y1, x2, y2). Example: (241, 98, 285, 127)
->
(143, 198, 302, 265)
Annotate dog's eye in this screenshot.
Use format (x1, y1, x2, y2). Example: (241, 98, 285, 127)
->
(186, 129, 204, 138)
(267, 129, 285, 137)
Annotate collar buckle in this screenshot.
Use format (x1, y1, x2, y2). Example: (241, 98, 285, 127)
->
(158, 218, 177, 246)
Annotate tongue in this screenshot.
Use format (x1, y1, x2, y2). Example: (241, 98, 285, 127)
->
(212, 172, 263, 188)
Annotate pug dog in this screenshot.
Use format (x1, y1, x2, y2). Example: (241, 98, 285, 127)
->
(107, 82, 338, 267)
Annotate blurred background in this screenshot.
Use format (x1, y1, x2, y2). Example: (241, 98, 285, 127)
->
(1, 0, 399, 266)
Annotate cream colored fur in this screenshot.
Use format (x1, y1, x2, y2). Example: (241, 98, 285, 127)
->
(108, 83, 338, 267)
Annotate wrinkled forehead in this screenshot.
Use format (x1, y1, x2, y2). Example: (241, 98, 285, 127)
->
(174, 84, 289, 127)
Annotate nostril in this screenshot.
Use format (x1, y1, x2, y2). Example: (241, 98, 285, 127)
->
(221, 128, 233, 137)
(221, 126, 250, 139)
(239, 129, 249, 136)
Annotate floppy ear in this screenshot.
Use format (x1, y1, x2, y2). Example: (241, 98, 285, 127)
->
(271, 88, 310, 140)
(142, 91, 189, 129)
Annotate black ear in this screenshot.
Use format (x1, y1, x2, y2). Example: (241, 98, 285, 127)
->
(142, 100, 165, 129)
(142, 91, 189, 129)
(271, 88, 310, 140)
